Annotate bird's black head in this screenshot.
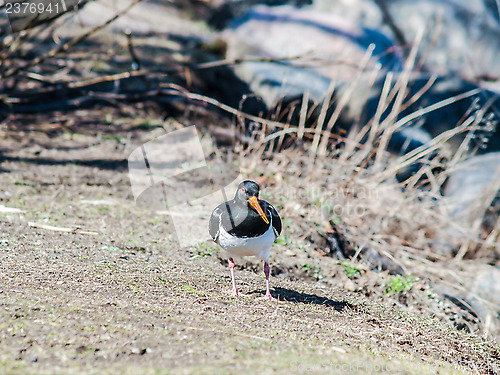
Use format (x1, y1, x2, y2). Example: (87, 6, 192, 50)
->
(235, 180, 260, 203)
(234, 180, 269, 225)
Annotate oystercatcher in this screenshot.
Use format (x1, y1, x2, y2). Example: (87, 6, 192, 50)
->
(209, 180, 282, 300)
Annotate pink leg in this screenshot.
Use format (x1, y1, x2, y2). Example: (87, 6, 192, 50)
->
(263, 261, 277, 301)
(228, 257, 239, 296)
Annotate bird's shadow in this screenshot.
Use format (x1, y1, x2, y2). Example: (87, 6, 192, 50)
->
(250, 287, 354, 312)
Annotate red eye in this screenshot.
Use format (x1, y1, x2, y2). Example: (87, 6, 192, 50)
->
(241, 188, 245, 192)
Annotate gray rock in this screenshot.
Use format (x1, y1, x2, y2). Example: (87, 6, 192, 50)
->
(467, 264, 500, 310)
(442, 152, 500, 220)
(229, 60, 332, 107)
(223, 5, 403, 105)
(313, 0, 500, 79)
(209, 0, 314, 29)
(436, 263, 500, 337)
(432, 153, 500, 255)
(60, 0, 209, 37)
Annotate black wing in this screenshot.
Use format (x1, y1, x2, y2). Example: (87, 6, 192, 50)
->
(208, 204, 223, 242)
(270, 204, 282, 236)
(261, 201, 282, 237)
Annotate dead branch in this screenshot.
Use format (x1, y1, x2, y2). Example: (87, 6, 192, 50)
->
(1, 0, 141, 79)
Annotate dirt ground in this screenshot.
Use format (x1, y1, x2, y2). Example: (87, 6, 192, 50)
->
(0, 112, 499, 375)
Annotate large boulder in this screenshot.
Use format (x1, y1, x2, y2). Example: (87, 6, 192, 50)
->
(313, 0, 500, 79)
(433, 263, 500, 338)
(442, 152, 500, 228)
(222, 4, 403, 106)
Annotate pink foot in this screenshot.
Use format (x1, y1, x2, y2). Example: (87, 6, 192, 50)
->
(256, 261, 278, 301)
(223, 258, 248, 297)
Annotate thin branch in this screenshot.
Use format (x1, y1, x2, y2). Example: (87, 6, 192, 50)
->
(373, 0, 408, 50)
(28, 221, 99, 235)
(1, 0, 141, 79)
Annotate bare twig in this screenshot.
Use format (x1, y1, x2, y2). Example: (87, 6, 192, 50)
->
(377, 116, 478, 179)
(297, 91, 310, 142)
(1, 0, 141, 79)
(375, 28, 424, 165)
(309, 81, 336, 161)
(28, 222, 99, 235)
(373, 0, 408, 50)
(317, 44, 375, 157)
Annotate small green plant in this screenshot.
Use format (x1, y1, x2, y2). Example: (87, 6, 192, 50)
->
(385, 275, 417, 296)
(182, 285, 197, 294)
(301, 263, 321, 279)
(190, 243, 215, 258)
(136, 119, 161, 130)
(275, 236, 288, 246)
(339, 261, 361, 279)
(331, 217, 341, 225)
(182, 285, 207, 296)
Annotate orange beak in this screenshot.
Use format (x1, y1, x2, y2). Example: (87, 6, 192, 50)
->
(248, 196, 269, 224)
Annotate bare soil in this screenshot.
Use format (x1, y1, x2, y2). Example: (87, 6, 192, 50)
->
(1, 111, 500, 375)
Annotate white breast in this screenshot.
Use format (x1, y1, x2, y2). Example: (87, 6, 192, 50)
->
(217, 220, 277, 262)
